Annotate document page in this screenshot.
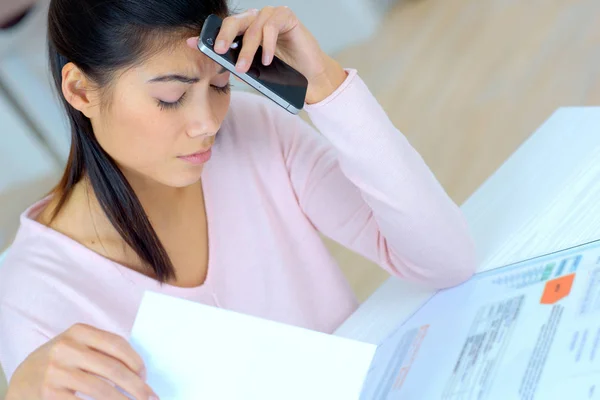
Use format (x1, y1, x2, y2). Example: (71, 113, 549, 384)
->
(130, 292, 377, 400)
(361, 240, 600, 400)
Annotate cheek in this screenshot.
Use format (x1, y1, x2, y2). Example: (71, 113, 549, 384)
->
(95, 97, 180, 171)
(212, 92, 232, 124)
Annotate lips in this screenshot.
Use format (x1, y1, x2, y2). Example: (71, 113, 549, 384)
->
(177, 148, 212, 165)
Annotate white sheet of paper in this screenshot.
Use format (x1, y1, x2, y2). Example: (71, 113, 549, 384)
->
(130, 292, 377, 400)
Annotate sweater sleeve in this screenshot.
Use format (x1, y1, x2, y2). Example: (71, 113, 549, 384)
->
(0, 303, 51, 382)
(279, 69, 476, 289)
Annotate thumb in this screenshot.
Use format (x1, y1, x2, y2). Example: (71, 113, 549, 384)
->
(186, 37, 199, 49)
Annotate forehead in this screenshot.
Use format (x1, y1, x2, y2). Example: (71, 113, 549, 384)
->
(128, 39, 223, 82)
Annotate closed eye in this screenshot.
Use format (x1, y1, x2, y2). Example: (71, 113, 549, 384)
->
(157, 92, 187, 111)
(212, 83, 231, 95)
(156, 83, 231, 111)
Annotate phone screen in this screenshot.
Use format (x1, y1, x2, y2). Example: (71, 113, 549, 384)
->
(201, 16, 308, 110)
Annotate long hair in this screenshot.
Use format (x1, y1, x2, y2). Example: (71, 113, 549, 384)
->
(47, 0, 229, 282)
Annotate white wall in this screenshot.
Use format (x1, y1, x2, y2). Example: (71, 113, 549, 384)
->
(0, 90, 59, 249)
(0, 0, 71, 163)
(229, 0, 389, 55)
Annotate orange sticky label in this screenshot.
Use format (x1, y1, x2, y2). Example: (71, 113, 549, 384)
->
(541, 273, 575, 304)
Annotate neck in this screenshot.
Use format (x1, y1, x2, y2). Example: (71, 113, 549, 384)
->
(82, 161, 205, 236)
(120, 168, 204, 233)
(41, 170, 203, 267)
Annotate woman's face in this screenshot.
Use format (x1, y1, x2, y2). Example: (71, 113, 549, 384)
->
(89, 39, 231, 188)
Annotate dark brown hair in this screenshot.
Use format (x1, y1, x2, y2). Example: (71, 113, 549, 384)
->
(47, 0, 229, 281)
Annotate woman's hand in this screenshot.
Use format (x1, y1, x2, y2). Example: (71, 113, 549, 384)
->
(211, 8, 347, 104)
(6, 324, 157, 400)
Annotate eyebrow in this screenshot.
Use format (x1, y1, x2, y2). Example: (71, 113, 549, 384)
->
(148, 67, 228, 84)
(148, 75, 199, 84)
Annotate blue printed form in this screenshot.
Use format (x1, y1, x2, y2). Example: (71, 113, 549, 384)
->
(361, 240, 600, 400)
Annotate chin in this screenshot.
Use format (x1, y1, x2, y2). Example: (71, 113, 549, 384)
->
(163, 167, 205, 188)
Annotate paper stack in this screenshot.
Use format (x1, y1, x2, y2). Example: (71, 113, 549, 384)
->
(462, 106, 600, 270)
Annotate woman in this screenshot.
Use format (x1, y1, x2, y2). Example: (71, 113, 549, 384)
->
(0, 0, 476, 398)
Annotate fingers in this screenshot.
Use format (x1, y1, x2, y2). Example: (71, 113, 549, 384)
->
(261, 21, 279, 66)
(53, 367, 130, 400)
(76, 348, 155, 400)
(53, 337, 154, 400)
(68, 324, 146, 378)
(41, 388, 80, 400)
(214, 9, 260, 54)
(192, 8, 298, 71)
(235, 7, 277, 72)
(260, 7, 295, 66)
(60, 324, 156, 399)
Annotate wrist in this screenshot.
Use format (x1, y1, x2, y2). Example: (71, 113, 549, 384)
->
(305, 56, 347, 105)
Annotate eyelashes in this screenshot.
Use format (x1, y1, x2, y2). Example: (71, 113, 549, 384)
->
(211, 83, 231, 95)
(156, 83, 231, 111)
(157, 92, 187, 111)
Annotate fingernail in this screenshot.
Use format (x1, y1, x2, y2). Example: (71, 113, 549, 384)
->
(263, 53, 271, 65)
(215, 40, 226, 51)
(149, 395, 159, 400)
(236, 59, 248, 70)
(140, 366, 147, 380)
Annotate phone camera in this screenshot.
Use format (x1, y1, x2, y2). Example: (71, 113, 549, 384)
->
(207, 38, 214, 46)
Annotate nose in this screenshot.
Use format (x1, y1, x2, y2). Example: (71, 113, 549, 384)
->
(186, 105, 221, 138)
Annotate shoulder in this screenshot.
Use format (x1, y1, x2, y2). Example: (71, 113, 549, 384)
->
(0, 226, 98, 378)
(0, 235, 85, 375)
(0, 220, 130, 338)
(0, 234, 81, 326)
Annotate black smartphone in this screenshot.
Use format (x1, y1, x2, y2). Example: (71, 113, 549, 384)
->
(198, 14, 309, 114)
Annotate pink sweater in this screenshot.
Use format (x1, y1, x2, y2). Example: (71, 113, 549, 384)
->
(0, 70, 475, 381)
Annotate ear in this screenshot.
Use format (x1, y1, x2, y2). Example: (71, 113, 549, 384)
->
(61, 62, 99, 118)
